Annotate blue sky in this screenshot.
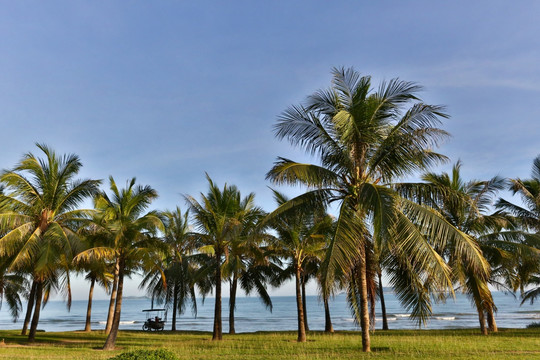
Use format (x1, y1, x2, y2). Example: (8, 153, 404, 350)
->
(1, 1, 539, 300)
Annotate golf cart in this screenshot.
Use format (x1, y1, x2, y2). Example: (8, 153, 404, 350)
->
(142, 308, 166, 331)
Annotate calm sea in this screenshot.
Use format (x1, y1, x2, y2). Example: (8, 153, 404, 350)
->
(0, 291, 538, 333)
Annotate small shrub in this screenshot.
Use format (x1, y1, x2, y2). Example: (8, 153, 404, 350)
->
(108, 349, 178, 360)
(526, 322, 540, 328)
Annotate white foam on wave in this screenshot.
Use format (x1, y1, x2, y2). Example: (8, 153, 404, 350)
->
(98, 320, 137, 325)
(376, 317, 397, 321)
(435, 316, 455, 321)
(394, 314, 410, 318)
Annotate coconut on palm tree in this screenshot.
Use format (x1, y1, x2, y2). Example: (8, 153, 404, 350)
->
(0, 144, 100, 342)
(267, 67, 488, 351)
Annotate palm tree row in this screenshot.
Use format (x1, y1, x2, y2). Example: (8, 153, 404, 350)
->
(266, 66, 540, 351)
(0, 68, 539, 354)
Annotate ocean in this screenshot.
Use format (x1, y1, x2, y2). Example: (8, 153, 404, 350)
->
(1, 291, 538, 333)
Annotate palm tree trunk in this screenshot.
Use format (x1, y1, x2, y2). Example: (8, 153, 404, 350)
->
(84, 277, 96, 332)
(358, 255, 371, 352)
(172, 281, 178, 331)
(21, 281, 37, 336)
(477, 306, 488, 335)
(105, 258, 119, 335)
(103, 258, 125, 350)
(229, 275, 237, 334)
(487, 307, 498, 332)
(301, 274, 309, 332)
(323, 295, 334, 333)
(212, 251, 223, 340)
(378, 270, 389, 330)
(295, 263, 306, 342)
(28, 280, 43, 343)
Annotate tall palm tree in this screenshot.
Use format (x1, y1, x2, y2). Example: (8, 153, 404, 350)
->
(267, 67, 488, 351)
(83, 264, 112, 332)
(140, 207, 199, 331)
(397, 161, 506, 334)
(0, 144, 100, 342)
(310, 219, 338, 333)
(185, 175, 254, 341)
(267, 190, 330, 342)
(221, 201, 273, 334)
(497, 155, 540, 303)
(75, 216, 115, 332)
(76, 176, 163, 350)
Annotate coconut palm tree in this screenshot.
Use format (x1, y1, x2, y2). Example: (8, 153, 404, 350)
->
(75, 216, 115, 332)
(396, 161, 506, 334)
(0, 144, 100, 342)
(139, 207, 199, 331)
(496, 155, 540, 304)
(75, 176, 163, 350)
(221, 201, 274, 334)
(267, 67, 488, 351)
(0, 259, 26, 322)
(185, 175, 255, 341)
(266, 189, 330, 342)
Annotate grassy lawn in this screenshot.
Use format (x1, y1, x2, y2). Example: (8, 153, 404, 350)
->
(0, 328, 539, 359)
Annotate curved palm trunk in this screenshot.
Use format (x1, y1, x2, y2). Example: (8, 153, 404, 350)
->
(469, 273, 489, 335)
(212, 251, 223, 340)
(323, 295, 334, 333)
(172, 281, 178, 331)
(103, 258, 125, 350)
(358, 255, 371, 352)
(28, 280, 44, 343)
(84, 277, 96, 332)
(295, 263, 306, 342)
(229, 275, 237, 334)
(487, 307, 498, 332)
(301, 275, 309, 332)
(378, 270, 389, 330)
(21, 281, 37, 336)
(105, 259, 119, 334)
(476, 306, 488, 335)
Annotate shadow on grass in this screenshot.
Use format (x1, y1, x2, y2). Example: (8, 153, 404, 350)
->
(371, 347, 391, 352)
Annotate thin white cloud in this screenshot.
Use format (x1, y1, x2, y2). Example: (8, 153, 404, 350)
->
(406, 54, 540, 91)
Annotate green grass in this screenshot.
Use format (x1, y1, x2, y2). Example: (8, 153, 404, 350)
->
(0, 328, 539, 359)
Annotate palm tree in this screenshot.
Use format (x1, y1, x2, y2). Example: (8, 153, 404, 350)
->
(140, 207, 199, 331)
(497, 155, 540, 304)
(0, 144, 100, 342)
(310, 220, 338, 333)
(0, 259, 26, 322)
(221, 200, 273, 334)
(76, 176, 163, 350)
(83, 264, 112, 332)
(267, 67, 488, 351)
(75, 216, 115, 332)
(185, 175, 254, 340)
(267, 190, 330, 342)
(397, 161, 506, 334)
